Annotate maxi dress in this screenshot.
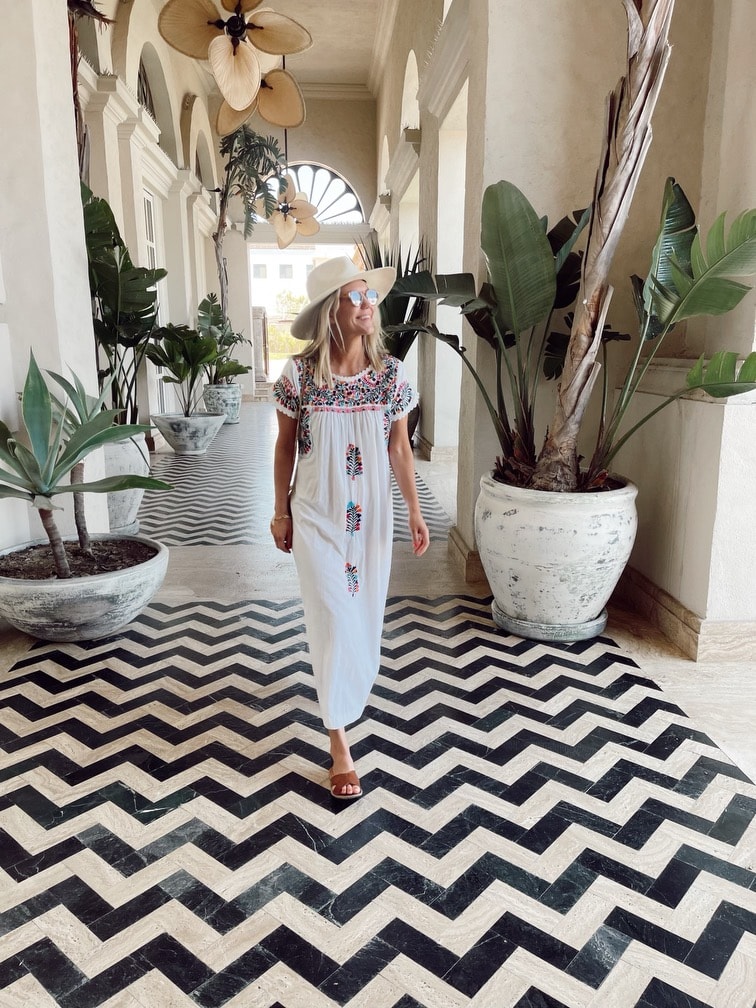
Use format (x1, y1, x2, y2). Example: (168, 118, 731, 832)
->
(273, 355, 417, 729)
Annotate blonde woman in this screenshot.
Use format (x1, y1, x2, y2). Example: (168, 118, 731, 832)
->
(272, 256, 429, 800)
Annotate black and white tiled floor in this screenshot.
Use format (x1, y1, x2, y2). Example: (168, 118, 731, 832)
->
(1, 404, 755, 1007)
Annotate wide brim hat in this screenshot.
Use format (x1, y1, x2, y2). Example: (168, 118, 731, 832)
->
(290, 256, 396, 340)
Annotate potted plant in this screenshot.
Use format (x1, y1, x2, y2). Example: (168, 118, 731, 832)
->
(145, 323, 227, 455)
(0, 352, 171, 641)
(398, 0, 756, 641)
(197, 293, 252, 424)
(82, 183, 168, 532)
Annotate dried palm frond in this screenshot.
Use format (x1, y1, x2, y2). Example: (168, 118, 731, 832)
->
(532, 0, 676, 491)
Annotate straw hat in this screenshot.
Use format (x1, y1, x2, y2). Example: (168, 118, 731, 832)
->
(290, 256, 396, 340)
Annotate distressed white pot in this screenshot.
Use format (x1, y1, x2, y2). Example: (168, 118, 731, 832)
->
(151, 412, 225, 455)
(104, 432, 150, 535)
(475, 474, 638, 642)
(203, 383, 242, 424)
(0, 534, 169, 642)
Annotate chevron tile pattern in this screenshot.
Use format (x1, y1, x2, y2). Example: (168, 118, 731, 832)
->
(138, 404, 452, 546)
(1, 594, 755, 1007)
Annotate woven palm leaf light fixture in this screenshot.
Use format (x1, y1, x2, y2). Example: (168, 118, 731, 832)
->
(158, 0, 311, 124)
(259, 171, 319, 248)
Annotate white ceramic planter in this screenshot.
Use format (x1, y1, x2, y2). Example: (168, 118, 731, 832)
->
(151, 412, 225, 455)
(0, 534, 169, 642)
(104, 432, 150, 534)
(203, 383, 242, 424)
(475, 474, 638, 641)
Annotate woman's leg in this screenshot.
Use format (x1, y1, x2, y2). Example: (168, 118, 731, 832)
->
(328, 727, 361, 796)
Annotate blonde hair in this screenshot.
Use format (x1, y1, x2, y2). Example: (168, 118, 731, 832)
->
(297, 290, 386, 387)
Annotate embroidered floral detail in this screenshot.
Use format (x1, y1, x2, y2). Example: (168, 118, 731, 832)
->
(345, 501, 362, 536)
(345, 444, 363, 480)
(286, 356, 417, 456)
(272, 373, 299, 415)
(345, 563, 359, 595)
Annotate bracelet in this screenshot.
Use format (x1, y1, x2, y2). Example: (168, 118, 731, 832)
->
(270, 514, 290, 524)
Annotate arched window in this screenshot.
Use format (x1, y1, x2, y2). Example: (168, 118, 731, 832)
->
(286, 163, 364, 224)
(137, 59, 155, 119)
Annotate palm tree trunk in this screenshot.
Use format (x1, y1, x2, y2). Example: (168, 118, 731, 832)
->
(38, 508, 72, 579)
(531, 0, 676, 491)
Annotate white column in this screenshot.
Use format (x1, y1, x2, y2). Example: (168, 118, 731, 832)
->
(0, 0, 106, 548)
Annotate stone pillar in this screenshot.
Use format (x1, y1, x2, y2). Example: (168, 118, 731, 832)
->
(0, 0, 106, 547)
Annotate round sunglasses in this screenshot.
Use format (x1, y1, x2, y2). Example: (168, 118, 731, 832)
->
(340, 289, 379, 307)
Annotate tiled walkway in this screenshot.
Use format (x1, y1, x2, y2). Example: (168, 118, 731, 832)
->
(1, 404, 754, 1008)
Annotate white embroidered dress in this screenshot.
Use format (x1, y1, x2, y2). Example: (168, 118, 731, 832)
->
(273, 355, 417, 728)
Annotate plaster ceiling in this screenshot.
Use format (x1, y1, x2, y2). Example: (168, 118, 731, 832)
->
(260, 0, 390, 92)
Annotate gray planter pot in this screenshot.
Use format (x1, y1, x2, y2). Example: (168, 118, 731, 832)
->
(104, 432, 150, 535)
(151, 412, 225, 455)
(0, 534, 169, 642)
(203, 383, 242, 423)
(475, 474, 638, 642)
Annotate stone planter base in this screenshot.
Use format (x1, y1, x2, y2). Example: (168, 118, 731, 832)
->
(475, 474, 638, 642)
(0, 534, 169, 642)
(151, 412, 225, 454)
(203, 383, 242, 424)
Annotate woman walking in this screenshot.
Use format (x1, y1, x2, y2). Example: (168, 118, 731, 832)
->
(271, 256, 429, 800)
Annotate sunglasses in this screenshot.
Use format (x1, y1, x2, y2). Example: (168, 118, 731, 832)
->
(340, 289, 379, 307)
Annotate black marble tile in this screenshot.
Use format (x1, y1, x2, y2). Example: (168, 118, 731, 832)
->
(637, 977, 715, 1008)
(57, 956, 145, 1008)
(136, 933, 214, 994)
(318, 937, 397, 1004)
(513, 990, 571, 1008)
(377, 920, 457, 977)
(565, 924, 631, 987)
(491, 914, 577, 970)
(605, 907, 693, 961)
(261, 926, 340, 988)
(442, 932, 516, 997)
(5, 938, 84, 1000)
(541, 862, 598, 913)
(645, 857, 701, 908)
(191, 946, 279, 1008)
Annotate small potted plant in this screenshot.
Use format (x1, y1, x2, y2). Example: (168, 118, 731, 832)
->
(197, 293, 252, 424)
(145, 323, 227, 454)
(0, 352, 171, 641)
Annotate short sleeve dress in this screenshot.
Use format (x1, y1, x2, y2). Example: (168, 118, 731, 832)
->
(273, 355, 417, 729)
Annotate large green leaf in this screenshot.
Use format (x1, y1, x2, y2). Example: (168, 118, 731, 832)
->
(50, 474, 171, 495)
(640, 178, 696, 339)
(481, 181, 557, 335)
(20, 352, 53, 468)
(653, 207, 756, 324)
(686, 351, 756, 398)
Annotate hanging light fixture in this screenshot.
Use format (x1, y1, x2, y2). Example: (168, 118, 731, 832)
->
(259, 171, 320, 249)
(215, 64, 306, 136)
(158, 0, 311, 114)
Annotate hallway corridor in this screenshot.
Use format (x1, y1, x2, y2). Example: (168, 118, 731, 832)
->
(0, 403, 754, 1007)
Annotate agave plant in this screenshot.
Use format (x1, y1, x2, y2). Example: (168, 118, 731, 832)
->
(0, 353, 170, 579)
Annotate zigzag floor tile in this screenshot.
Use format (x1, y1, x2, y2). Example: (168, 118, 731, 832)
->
(1, 595, 755, 1007)
(138, 404, 452, 546)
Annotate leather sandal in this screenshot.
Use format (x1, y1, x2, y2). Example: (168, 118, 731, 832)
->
(329, 767, 362, 800)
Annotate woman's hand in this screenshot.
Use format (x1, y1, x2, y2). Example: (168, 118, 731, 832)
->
(270, 514, 292, 552)
(408, 511, 430, 556)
